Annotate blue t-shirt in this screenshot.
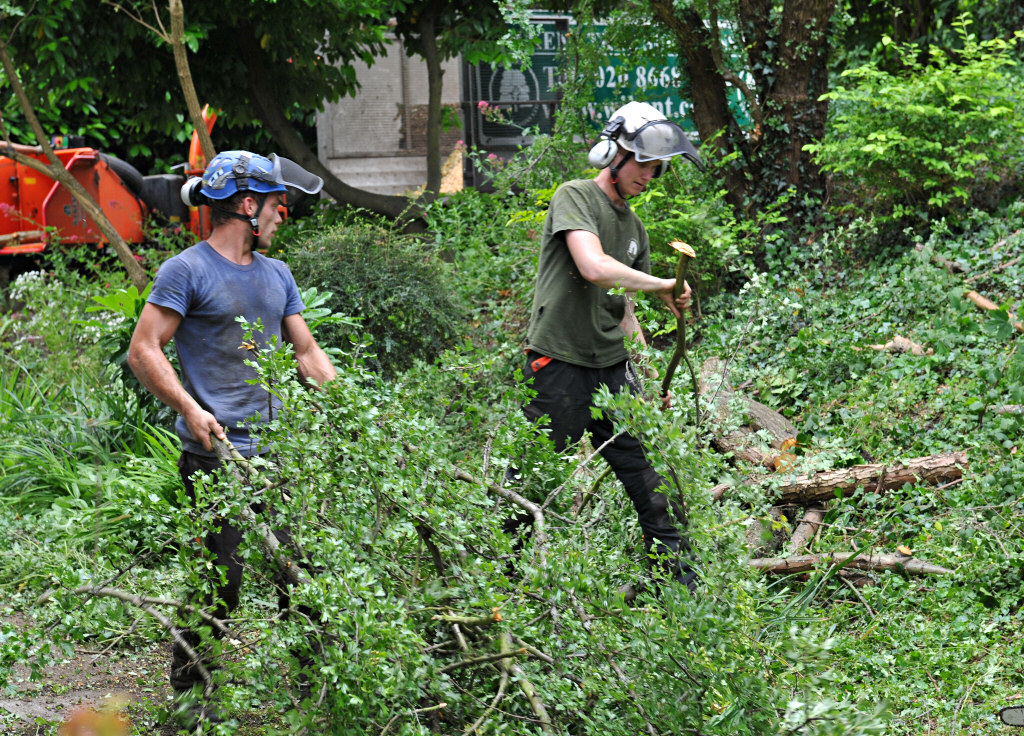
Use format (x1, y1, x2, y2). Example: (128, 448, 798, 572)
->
(147, 242, 305, 457)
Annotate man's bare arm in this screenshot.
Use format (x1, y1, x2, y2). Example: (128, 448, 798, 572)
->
(127, 302, 224, 451)
(282, 313, 337, 387)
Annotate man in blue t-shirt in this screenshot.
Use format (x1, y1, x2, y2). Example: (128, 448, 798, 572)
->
(128, 151, 334, 724)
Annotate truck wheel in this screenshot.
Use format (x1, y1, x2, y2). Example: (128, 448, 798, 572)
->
(99, 153, 145, 198)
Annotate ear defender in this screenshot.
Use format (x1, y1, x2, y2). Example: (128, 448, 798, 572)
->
(587, 138, 618, 169)
(586, 116, 626, 170)
(180, 177, 207, 207)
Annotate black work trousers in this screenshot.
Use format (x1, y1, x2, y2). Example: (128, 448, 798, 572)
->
(170, 451, 311, 693)
(517, 351, 697, 586)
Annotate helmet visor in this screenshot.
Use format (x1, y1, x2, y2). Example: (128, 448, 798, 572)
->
(270, 154, 324, 196)
(629, 120, 701, 164)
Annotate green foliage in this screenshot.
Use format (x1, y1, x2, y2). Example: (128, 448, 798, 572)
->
(808, 20, 1024, 227)
(76, 281, 177, 430)
(283, 221, 466, 376)
(2, 85, 1024, 732)
(1, 0, 391, 171)
(117, 323, 885, 734)
(631, 154, 755, 293)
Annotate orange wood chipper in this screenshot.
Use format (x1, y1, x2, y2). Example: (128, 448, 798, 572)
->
(0, 108, 217, 259)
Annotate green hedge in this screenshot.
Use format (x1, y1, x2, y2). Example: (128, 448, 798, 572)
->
(285, 222, 465, 376)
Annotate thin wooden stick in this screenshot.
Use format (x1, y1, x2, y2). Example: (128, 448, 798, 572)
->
(440, 648, 526, 674)
(661, 242, 700, 423)
(211, 436, 312, 586)
(462, 662, 509, 735)
(499, 632, 553, 733)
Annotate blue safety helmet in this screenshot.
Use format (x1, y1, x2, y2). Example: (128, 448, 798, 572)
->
(181, 150, 324, 208)
(201, 150, 323, 199)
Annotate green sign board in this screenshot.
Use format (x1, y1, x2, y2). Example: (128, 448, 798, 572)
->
(462, 13, 717, 150)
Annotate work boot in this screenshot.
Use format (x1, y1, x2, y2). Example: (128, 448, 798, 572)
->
(646, 540, 700, 595)
(171, 687, 227, 731)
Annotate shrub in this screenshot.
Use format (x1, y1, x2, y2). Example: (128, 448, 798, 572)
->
(284, 222, 465, 376)
(807, 19, 1024, 227)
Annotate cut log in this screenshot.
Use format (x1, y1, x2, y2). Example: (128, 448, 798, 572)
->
(712, 452, 966, 504)
(787, 505, 826, 555)
(749, 551, 952, 576)
(965, 290, 1023, 333)
(995, 404, 1023, 415)
(773, 452, 965, 506)
(966, 254, 1021, 284)
(699, 357, 797, 469)
(863, 334, 933, 356)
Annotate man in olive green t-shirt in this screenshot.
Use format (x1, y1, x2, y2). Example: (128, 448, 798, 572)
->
(515, 101, 704, 590)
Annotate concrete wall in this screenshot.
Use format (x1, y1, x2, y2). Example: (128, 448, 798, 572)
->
(317, 36, 463, 196)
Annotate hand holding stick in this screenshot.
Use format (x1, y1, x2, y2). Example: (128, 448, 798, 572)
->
(660, 241, 700, 422)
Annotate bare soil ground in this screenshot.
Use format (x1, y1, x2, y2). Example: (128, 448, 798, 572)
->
(1, 613, 173, 734)
(1, 612, 275, 735)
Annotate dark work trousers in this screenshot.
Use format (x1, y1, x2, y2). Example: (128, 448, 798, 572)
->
(513, 351, 698, 588)
(170, 451, 315, 693)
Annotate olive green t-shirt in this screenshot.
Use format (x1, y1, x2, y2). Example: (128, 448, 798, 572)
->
(526, 179, 650, 368)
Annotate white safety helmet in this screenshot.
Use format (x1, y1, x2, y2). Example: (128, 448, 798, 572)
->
(587, 101, 704, 178)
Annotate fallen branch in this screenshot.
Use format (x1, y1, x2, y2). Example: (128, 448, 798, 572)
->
(448, 465, 548, 568)
(995, 404, 1023, 415)
(915, 243, 966, 273)
(716, 452, 966, 505)
(211, 436, 312, 587)
(570, 597, 657, 735)
(965, 290, 1023, 333)
(749, 551, 952, 575)
(432, 611, 503, 627)
(863, 335, 933, 356)
(698, 358, 797, 469)
(440, 648, 526, 675)
(966, 254, 1021, 284)
(841, 575, 876, 616)
(499, 632, 553, 733)
(787, 506, 826, 555)
(70, 585, 235, 639)
(401, 442, 550, 569)
(462, 656, 509, 736)
(378, 702, 447, 736)
(608, 656, 659, 736)
(95, 592, 213, 694)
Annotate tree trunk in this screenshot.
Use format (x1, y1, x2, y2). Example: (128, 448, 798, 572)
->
(418, 9, 443, 198)
(648, 0, 749, 212)
(648, 0, 836, 222)
(0, 44, 148, 290)
(761, 0, 834, 199)
(169, 0, 215, 165)
(750, 551, 953, 575)
(235, 26, 419, 222)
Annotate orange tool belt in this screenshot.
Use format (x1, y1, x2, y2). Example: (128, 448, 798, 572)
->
(530, 354, 552, 373)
